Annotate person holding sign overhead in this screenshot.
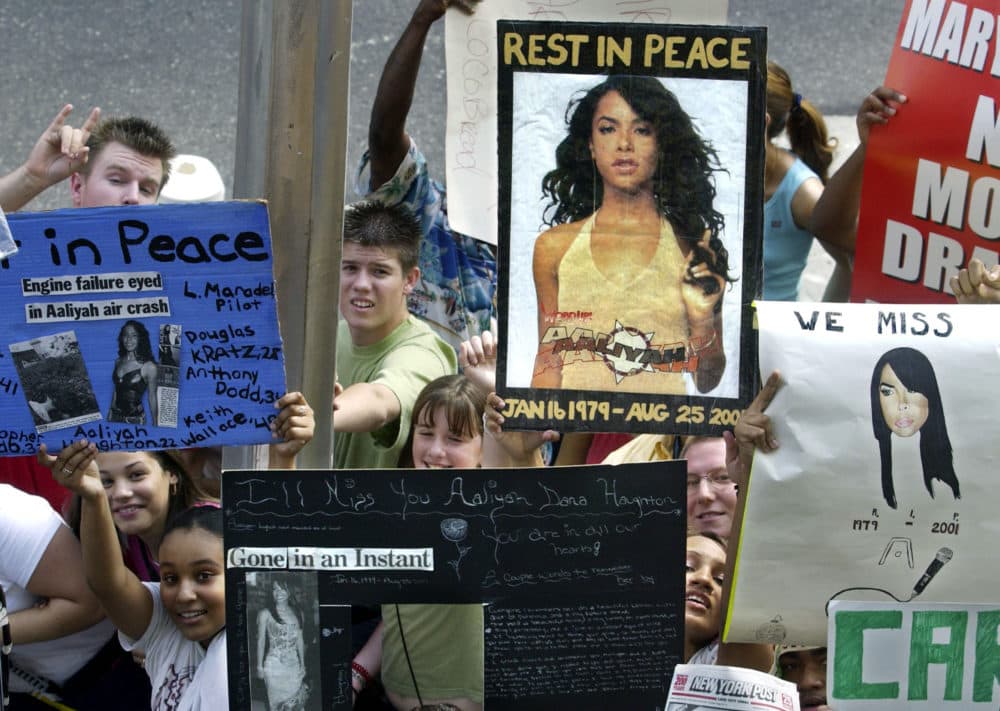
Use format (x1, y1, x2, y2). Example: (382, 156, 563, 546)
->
(43, 440, 230, 711)
(531, 75, 732, 395)
(356, 0, 494, 354)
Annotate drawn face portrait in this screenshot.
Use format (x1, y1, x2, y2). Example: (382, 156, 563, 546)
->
(411, 404, 483, 470)
(878, 363, 929, 437)
(588, 90, 658, 197)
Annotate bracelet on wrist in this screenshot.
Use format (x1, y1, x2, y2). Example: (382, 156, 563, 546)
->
(688, 329, 718, 355)
(351, 660, 372, 690)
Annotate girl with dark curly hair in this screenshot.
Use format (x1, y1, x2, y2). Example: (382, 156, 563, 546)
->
(531, 75, 732, 394)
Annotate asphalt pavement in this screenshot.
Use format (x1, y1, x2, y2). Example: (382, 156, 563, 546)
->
(1, 0, 901, 213)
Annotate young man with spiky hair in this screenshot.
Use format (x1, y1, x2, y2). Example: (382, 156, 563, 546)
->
(70, 115, 176, 208)
(334, 200, 456, 470)
(0, 105, 176, 212)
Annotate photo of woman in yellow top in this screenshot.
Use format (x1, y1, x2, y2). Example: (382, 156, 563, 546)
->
(529, 75, 734, 395)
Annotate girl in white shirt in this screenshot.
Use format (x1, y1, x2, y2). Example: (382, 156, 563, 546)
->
(41, 440, 229, 711)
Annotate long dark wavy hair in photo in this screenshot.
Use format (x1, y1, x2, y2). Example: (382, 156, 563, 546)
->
(870, 347, 959, 509)
(266, 577, 304, 628)
(117, 319, 156, 363)
(541, 74, 733, 285)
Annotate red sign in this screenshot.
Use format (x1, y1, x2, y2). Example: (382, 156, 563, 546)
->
(851, 0, 1000, 303)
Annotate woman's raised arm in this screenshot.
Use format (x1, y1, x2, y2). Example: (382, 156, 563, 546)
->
(39, 439, 154, 641)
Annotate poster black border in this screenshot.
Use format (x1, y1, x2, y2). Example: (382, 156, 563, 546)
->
(495, 21, 766, 435)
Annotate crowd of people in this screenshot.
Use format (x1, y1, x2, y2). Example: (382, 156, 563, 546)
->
(0, 0, 996, 710)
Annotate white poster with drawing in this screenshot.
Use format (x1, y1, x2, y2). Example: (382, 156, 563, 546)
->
(726, 302, 1000, 647)
(444, 0, 727, 244)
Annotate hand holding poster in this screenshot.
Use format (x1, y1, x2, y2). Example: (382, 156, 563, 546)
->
(828, 600, 1000, 708)
(495, 21, 765, 434)
(851, 0, 1000, 303)
(727, 302, 999, 647)
(0, 202, 285, 452)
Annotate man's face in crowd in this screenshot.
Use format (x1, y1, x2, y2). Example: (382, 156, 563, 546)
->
(779, 648, 830, 711)
(339, 241, 418, 347)
(71, 141, 164, 208)
(685, 437, 737, 538)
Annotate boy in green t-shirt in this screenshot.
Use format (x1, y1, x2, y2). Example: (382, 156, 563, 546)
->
(334, 201, 456, 470)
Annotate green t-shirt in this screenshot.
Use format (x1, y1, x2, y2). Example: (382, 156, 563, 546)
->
(381, 603, 484, 703)
(334, 316, 456, 470)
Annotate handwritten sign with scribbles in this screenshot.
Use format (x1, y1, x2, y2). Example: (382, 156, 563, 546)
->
(0, 202, 285, 453)
(224, 462, 687, 710)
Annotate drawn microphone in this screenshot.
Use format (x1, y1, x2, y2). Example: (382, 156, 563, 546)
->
(913, 547, 953, 596)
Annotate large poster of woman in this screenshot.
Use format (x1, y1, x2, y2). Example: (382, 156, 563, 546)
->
(495, 21, 765, 434)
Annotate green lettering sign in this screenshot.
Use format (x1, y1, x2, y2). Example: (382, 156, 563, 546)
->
(834, 610, 902, 699)
(909, 610, 966, 700)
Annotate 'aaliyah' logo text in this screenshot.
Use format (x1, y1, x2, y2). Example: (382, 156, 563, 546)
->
(540, 321, 699, 382)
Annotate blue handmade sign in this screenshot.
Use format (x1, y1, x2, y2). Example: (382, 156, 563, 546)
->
(0, 201, 286, 453)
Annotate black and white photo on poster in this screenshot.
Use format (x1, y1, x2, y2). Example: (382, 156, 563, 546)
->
(158, 323, 182, 368)
(9, 331, 100, 433)
(155, 323, 182, 428)
(245, 570, 322, 711)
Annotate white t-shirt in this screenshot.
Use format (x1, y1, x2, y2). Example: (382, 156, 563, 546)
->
(120, 582, 228, 711)
(0, 484, 113, 690)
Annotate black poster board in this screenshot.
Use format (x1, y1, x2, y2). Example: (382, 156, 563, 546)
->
(224, 461, 687, 709)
